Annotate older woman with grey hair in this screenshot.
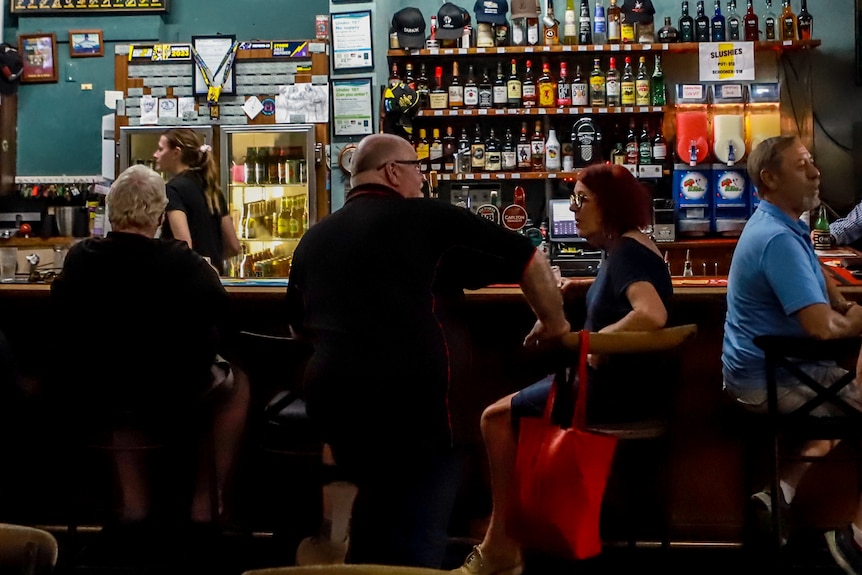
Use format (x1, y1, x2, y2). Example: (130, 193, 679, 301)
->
(50, 164, 249, 525)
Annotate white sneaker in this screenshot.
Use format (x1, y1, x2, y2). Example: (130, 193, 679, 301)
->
(295, 536, 349, 566)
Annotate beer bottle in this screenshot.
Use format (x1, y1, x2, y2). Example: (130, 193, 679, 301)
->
(289, 196, 301, 239)
(812, 204, 833, 251)
(244, 147, 258, 185)
(277, 197, 291, 238)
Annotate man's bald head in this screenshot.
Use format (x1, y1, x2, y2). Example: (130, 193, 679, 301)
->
(349, 134, 424, 198)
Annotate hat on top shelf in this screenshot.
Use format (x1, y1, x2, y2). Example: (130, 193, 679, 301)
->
(437, 2, 470, 39)
(0, 43, 23, 95)
(391, 7, 427, 49)
(621, 0, 655, 23)
(474, 0, 509, 25)
(510, 0, 539, 19)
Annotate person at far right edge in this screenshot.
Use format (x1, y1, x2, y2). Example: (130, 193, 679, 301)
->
(722, 135, 862, 573)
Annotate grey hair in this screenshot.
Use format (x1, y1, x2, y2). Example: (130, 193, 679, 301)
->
(107, 164, 168, 230)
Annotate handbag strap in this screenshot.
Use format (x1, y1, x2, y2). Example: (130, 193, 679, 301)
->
(574, 329, 590, 429)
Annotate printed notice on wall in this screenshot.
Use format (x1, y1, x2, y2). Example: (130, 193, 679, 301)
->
(333, 78, 373, 136)
(331, 11, 373, 71)
(699, 42, 755, 82)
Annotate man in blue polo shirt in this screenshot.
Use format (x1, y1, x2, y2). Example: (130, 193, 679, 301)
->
(723, 135, 862, 572)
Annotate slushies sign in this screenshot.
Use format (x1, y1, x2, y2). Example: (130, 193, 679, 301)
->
(698, 42, 755, 81)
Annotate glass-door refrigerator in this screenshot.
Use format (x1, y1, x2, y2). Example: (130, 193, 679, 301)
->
(220, 124, 318, 279)
(118, 126, 214, 174)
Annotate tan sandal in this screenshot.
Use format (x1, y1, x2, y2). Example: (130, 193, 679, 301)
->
(451, 545, 524, 575)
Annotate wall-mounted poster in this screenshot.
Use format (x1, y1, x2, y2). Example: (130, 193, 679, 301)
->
(18, 33, 58, 84)
(69, 29, 103, 58)
(11, 0, 168, 15)
(333, 78, 373, 136)
(331, 10, 373, 72)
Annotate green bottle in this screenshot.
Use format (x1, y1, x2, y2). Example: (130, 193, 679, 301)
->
(812, 204, 832, 251)
(651, 55, 666, 106)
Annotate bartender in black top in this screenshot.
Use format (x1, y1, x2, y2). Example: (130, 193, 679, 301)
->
(286, 133, 570, 568)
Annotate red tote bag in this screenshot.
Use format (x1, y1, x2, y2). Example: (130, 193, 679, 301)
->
(508, 330, 619, 561)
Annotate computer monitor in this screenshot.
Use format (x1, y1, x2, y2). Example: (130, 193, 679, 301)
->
(548, 198, 586, 243)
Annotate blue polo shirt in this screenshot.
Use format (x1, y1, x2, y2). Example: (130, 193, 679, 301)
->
(722, 199, 828, 388)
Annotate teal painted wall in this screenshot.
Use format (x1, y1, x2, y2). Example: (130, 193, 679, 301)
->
(4, 0, 328, 176)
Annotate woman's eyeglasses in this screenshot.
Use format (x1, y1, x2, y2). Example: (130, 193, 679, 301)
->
(570, 193, 589, 209)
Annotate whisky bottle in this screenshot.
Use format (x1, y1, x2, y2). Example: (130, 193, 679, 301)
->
(416, 128, 430, 168)
(429, 128, 444, 172)
(442, 126, 457, 173)
(485, 128, 502, 172)
(429, 66, 448, 109)
(478, 68, 493, 108)
(594, 0, 607, 45)
(607, 0, 621, 43)
(449, 61, 464, 109)
(563, 0, 578, 45)
(493, 62, 508, 108)
(571, 63, 588, 105)
(458, 127, 472, 173)
(522, 60, 538, 108)
(544, 0, 560, 45)
(606, 56, 620, 107)
(695, 0, 711, 41)
(624, 118, 638, 164)
(502, 127, 517, 171)
(652, 125, 668, 164)
(463, 65, 479, 109)
(416, 63, 430, 109)
(743, 0, 759, 40)
(403, 63, 416, 90)
(507, 59, 522, 107)
(779, 0, 797, 41)
(762, 0, 777, 40)
(635, 56, 650, 106)
(651, 54, 666, 106)
(797, 0, 812, 39)
(471, 124, 486, 171)
(588, 58, 606, 106)
(679, 1, 695, 42)
(538, 61, 556, 107)
(658, 16, 680, 42)
(711, 0, 726, 41)
(531, 120, 546, 171)
(517, 122, 532, 170)
(557, 62, 572, 107)
(620, 56, 635, 106)
(578, 0, 593, 45)
(727, 0, 741, 40)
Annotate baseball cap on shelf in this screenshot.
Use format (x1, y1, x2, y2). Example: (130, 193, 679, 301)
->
(392, 7, 427, 49)
(383, 81, 419, 136)
(621, 0, 655, 23)
(474, 0, 509, 25)
(0, 43, 23, 96)
(436, 2, 469, 39)
(509, 0, 539, 19)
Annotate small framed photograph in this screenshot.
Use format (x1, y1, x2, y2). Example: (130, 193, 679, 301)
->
(18, 33, 58, 84)
(69, 30, 104, 58)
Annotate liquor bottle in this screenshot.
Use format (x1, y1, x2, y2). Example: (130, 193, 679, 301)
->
(578, 0, 593, 44)
(607, 0, 622, 43)
(538, 61, 556, 107)
(620, 8, 636, 44)
(471, 124, 486, 171)
(812, 204, 833, 250)
(711, 1, 726, 41)
(695, 1, 711, 42)
(442, 126, 457, 172)
(289, 197, 302, 239)
(545, 128, 561, 171)
(564, 0, 578, 45)
(389, 63, 400, 88)
(257, 147, 270, 184)
(557, 62, 572, 107)
(416, 128, 430, 168)
(429, 128, 444, 172)
(463, 65, 479, 109)
(544, 0, 560, 45)
(244, 147, 258, 184)
(502, 127, 517, 171)
(658, 16, 681, 42)
(588, 58, 606, 106)
(492, 62, 507, 108)
(679, 1, 695, 42)
(624, 118, 638, 164)
(449, 61, 464, 109)
(517, 122, 532, 170)
(743, 0, 759, 40)
(594, 0, 607, 45)
(478, 68, 493, 108)
(507, 59, 522, 107)
(527, 10, 541, 45)
(797, 0, 812, 39)
(779, 0, 797, 41)
(485, 128, 502, 172)
(763, 0, 777, 40)
(635, 56, 650, 105)
(620, 56, 635, 106)
(404, 63, 416, 90)
(650, 55, 666, 106)
(430, 66, 448, 109)
(267, 147, 282, 184)
(652, 124, 668, 164)
(430, 15, 438, 41)
(606, 56, 620, 107)
(531, 120, 546, 171)
(458, 127, 472, 173)
(571, 63, 588, 105)
(522, 60, 538, 108)
(416, 63, 431, 109)
(727, 0, 741, 40)
(638, 121, 652, 165)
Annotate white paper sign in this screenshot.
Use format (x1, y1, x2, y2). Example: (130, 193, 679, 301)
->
(332, 11, 373, 70)
(242, 96, 264, 119)
(140, 95, 158, 125)
(333, 79, 373, 136)
(275, 84, 329, 123)
(698, 42, 756, 82)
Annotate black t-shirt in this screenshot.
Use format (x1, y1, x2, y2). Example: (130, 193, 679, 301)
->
(162, 171, 228, 274)
(50, 232, 232, 421)
(286, 184, 536, 462)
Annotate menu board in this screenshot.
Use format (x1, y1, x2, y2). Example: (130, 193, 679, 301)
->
(11, 0, 169, 15)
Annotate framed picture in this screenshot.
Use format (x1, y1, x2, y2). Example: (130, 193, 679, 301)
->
(332, 77, 374, 136)
(191, 35, 238, 97)
(18, 33, 58, 84)
(331, 10, 373, 72)
(69, 30, 103, 58)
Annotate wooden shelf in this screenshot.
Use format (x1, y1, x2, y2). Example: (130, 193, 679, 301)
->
(437, 171, 580, 181)
(0, 237, 78, 247)
(416, 106, 666, 118)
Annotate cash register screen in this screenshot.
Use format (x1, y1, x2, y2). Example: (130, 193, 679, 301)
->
(548, 198, 586, 243)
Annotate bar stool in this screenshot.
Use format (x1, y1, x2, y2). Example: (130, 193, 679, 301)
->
(750, 334, 862, 553)
(0, 523, 59, 575)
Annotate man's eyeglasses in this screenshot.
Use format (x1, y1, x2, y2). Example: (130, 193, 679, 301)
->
(376, 159, 423, 172)
(570, 193, 589, 209)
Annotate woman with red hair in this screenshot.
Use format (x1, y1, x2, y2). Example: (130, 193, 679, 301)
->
(454, 164, 673, 575)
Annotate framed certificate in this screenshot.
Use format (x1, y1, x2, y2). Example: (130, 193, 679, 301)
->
(333, 77, 374, 136)
(331, 10, 373, 72)
(191, 35, 238, 97)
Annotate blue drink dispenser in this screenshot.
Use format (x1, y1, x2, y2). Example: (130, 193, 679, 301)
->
(711, 166, 749, 236)
(673, 165, 712, 237)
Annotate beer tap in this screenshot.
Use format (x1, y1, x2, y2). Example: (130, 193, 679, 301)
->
(683, 249, 694, 277)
